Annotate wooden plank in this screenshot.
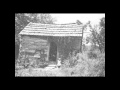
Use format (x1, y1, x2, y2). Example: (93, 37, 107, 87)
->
(26, 23, 83, 28)
(24, 26, 82, 29)
(21, 31, 82, 34)
(22, 29, 82, 32)
(20, 32, 82, 36)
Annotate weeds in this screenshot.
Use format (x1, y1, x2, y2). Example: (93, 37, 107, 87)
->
(61, 48, 105, 77)
(16, 46, 105, 77)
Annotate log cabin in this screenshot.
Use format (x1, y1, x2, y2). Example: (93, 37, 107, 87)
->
(18, 22, 83, 68)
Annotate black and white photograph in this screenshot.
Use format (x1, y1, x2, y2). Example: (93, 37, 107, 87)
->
(15, 13, 105, 77)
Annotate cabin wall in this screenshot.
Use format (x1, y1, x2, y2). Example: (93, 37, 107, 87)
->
(18, 35, 82, 67)
(18, 35, 50, 68)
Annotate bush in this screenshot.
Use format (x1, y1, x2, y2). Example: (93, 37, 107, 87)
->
(87, 49, 100, 59)
(61, 49, 105, 76)
(62, 51, 78, 68)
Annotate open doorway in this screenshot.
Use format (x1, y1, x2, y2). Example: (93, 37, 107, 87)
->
(49, 42, 57, 62)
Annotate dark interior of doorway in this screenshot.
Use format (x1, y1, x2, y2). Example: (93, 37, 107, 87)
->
(49, 42, 57, 62)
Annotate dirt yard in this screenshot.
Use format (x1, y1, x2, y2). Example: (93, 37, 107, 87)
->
(15, 67, 66, 76)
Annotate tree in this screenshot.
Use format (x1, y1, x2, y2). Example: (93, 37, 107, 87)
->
(86, 17, 105, 52)
(15, 13, 30, 45)
(36, 14, 56, 24)
(99, 17, 105, 52)
(24, 13, 56, 24)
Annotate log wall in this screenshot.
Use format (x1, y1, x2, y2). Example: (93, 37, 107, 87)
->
(18, 36, 49, 68)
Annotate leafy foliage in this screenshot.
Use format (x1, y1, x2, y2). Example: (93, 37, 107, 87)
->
(61, 49, 105, 76)
(86, 17, 105, 53)
(15, 14, 30, 34)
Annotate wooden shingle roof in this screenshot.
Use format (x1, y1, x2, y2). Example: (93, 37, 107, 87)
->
(19, 22, 83, 36)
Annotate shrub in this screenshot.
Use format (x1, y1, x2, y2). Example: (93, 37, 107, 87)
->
(61, 50, 105, 77)
(62, 51, 78, 68)
(87, 46, 101, 59)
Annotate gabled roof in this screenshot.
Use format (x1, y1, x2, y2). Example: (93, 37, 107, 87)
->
(19, 22, 83, 36)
